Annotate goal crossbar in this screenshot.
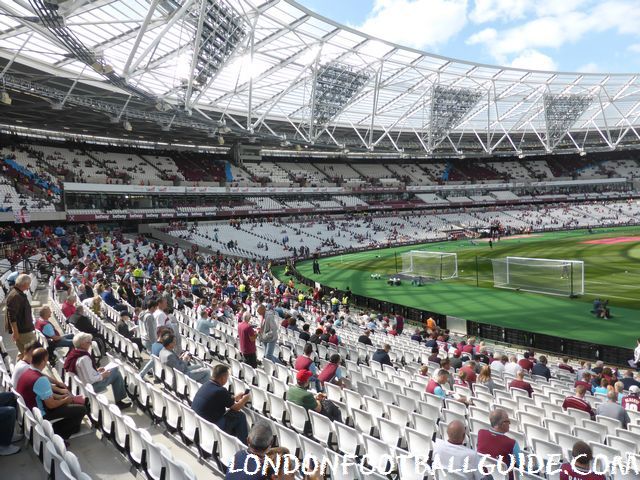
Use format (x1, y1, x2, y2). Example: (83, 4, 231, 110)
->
(492, 256, 584, 297)
(400, 250, 458, 280)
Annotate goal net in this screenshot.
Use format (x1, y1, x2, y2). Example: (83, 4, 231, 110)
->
(400, 251, 458, 280)
(491, 256, 584, 297)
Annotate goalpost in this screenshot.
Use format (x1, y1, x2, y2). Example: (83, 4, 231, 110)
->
(491, 256, 584, 297)
(400, 251, 458, 280)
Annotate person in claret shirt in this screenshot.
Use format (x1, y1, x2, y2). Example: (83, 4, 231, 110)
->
(508, 370, 534, 397)
(622, 385, 640, 411)
(575, 372, 595, 394)
(558, 357, 575, 374)
(562, 385, 595, 419)
(559, 441, 605, 480)
(476, 409, 522, 471)
(517, 352, 534, 372)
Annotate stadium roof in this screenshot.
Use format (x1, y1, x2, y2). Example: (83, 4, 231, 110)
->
(2, 0, 640, 155)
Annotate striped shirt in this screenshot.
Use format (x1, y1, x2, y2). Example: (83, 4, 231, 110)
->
(562, 395, 594, 418)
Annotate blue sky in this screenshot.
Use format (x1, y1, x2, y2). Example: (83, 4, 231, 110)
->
(297, 0, 640, 73)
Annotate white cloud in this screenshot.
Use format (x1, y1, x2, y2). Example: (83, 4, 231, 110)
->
(470, 0, 530, 24)
(357, 0, 468, 50)
(509, 49, 557, 71)
(466, 27, 497, 45)
(577, 62, 599, 73)
(628, 44, 640, 54)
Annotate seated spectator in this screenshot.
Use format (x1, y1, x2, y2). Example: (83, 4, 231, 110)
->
(531, 355, 551, 380)
(35, 305, 74, 353)
(63, 333, 131, 409)
(115, 312, 144, 352)
(517, 352, 534, 372)
(298, 324, 311, 342)
(504, 356, 523, 376)
(67, 305, 105, 355)
(12, 340, 69, 395)
(139, 326, 173, 378)
(195, 310, 217, 336)
(81, 296, 102, 317)
(562, 385, 595, 419)
(596, 390, 630, 428)
(410, 328, 423, 343)
(621, 370, 640, 391)
(560, 441, 605, 480)
(509, 370, 534, 397)
(0, 392, 21, 456)
(371, 344, 392, 368)
(159, 333, 209, 383)
(101, 285, 127, 313)
(575, 372, 595, 394)
(475, 346, 490, 365)
(16, 348, 87, 439)
(459, 361, 478, 384)
(318, 354, 348, 388)
(594, 378, 610, 395)
(622, 385, 640, 411)
(489, 355, 507, 377)
(294, 344, 317, 374)
(477, 409, 522, 469)
(308, 328, 323, 345)
(192, 364, 250, 443)
(358, 329, 373, 346)
(477, 366, 496, 394)
(450, 350, 463, 370)
(426, 369, 452, 399)
(60, 294, 77, 319)
(558, 357, 575, 374)
(427, 346, 440, 364)
(455, 370, 471, 391)
(225, 422, 274, 479)
(432, 420, 483, 480)
(614, 381, 625, 403)
(287, 370, 342, 422)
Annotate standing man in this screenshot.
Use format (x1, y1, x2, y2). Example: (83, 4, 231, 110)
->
(633, 338, 640, 371)
(238, 312, 257, 368)
(5, 274, 35, 354)
(258, 310, 279, 364)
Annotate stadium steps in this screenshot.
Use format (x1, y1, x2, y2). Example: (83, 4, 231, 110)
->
(137, 154, 168, 180)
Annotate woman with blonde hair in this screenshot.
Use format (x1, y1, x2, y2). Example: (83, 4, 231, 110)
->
(477, 365, 496, 394)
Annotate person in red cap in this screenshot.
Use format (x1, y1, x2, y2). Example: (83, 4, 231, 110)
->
(287, 370, 342, 423)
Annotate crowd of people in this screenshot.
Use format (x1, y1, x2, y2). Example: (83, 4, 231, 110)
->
(0, 225, 639, 480)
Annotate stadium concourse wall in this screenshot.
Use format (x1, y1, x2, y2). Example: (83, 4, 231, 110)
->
(285, 244, 635, 368)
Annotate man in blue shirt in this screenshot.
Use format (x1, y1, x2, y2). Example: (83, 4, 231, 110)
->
(225, 422, 273, 479)
(371, 344, 393, 368)
(531, 355, 551, 380)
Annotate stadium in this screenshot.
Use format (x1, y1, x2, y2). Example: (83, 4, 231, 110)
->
(0, 0, 639, 479)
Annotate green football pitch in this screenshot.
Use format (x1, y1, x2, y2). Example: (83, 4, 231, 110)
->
(274, 226, 640, 349)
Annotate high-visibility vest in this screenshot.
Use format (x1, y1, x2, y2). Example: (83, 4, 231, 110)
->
(342, 296, 348, 305)
(331, 297, 339, 305)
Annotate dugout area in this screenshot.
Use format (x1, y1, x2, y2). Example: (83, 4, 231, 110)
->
(277, 226, 640, 349)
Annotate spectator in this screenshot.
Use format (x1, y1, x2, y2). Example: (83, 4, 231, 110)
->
(596, 390, 630, 428)
(371, 344, 392, 368)
(531, 355, 551, 380)
(294, 344, 317, 375)
(115, 312, 144, 352)
(504, 356, 523, 377)
(153, 297, 169, 327)
(63, 333, 131, 409)
(299, 324, 311, 342)
(562, 385, 595, 419)
(432, 420, 483, 480)
(426, 369, 451, 399)
(633, 338, 640, 371)
(575, 372, 595, 394)
(192, 364, 250, 443)
(449, 350, 463, 370)
(509, 370, 534, 397)
(490, 355, 507, 376)
(11, 340, 68, 396)
(459, 361, 478, 384)
(16, 348, 87, 439)
(0, 392, 21, 456)
(61, 294, 77, 319)
(139, 326, 172, 378)
(308, 328, 323, 345)
(159, 333, 209, 384)
(35, 305, 74, 352)
(225, 422, 274, 479)
(477, 409, 522, 469)
(621, 370, 640, 391)
(593, 378, 609, 396)
(317, 353, 347, 388)
(475, 346, 490, 365)
(358, 329, 373, 346)
(517, 352, 534, 372)
(67, 305, 106, 355)
(428, 346, 440, 364)
(101, 285, 127, 313)
(140, 297, 159, 351)
(196, 310, 217, 336)
(238, 312, 258, 368)
(410, 328, 422, 343)
(477, 366, 497, 394)
(622, 385, 640, 411)
(558, 357, 575, 374)
(287, 370, 342, 422)
(5, 273, 35, 354)
(559, 441, 605, 480)
(258, 310, 279, 364)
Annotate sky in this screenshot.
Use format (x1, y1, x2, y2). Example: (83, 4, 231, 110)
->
(297, 0, 640, 73)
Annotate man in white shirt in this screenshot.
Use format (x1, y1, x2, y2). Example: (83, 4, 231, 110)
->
(12, 340, 69, 395)
(632, 338, 640, 371)
(153, 297, 168, 328)
(490, 354, 506, 376)
(504, 356, 523, 377)
(432, 420, 483, 479)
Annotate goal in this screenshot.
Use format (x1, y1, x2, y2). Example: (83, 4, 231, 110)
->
(400, 251, 458, 280)
(491, 256, 584, 297)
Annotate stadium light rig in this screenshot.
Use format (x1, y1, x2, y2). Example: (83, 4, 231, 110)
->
(312, 63, 370, 127)
(430, 85, 483, 148)
(543, 93, 594, 148)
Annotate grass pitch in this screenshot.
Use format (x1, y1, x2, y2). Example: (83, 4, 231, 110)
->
(276, 226, 640, 348)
